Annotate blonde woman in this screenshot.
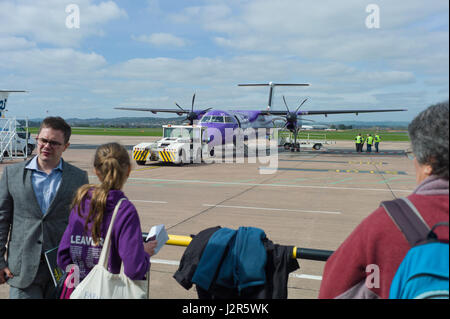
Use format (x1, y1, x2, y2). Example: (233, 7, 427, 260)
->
(57, 143, 157, 290)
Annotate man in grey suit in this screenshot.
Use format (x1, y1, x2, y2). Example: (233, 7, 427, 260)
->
(0, 117, 89, 298)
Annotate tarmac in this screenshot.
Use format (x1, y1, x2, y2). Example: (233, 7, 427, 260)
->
(0, 135, 414, 299)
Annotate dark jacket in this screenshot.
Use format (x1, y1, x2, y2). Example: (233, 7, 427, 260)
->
(192, 227, 267, 293)
(173, 226, 300, 299)
(173, 226, 221, 290)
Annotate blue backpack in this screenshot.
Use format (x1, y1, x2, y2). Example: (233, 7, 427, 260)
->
(382, 198, 449, 299)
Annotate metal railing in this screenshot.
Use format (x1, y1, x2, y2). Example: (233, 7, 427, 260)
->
(0, 118, 16, 163)
(0, 117, 31, 163)
(142, 233, 334, 262)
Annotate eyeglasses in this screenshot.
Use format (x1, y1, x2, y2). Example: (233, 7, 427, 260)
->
(37, 137, 64, 148)
(405, 148, 415, 160)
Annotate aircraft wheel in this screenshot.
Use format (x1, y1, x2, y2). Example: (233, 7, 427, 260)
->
(25, 144, 34, 156)
(313, 143, 322, 150)
(197, 149, 202, 163)
(180, 149, 190, 165)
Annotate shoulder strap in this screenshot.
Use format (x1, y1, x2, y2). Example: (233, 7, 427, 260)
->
(98, 198, 127, 268)
(381, 197, 431, 247)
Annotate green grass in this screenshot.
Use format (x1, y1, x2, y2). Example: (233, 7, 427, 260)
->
(29, 127, 410, 141)
(307, 130, 409, 141)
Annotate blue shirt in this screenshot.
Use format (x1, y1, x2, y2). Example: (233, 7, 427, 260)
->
(25, 156, 63, 215)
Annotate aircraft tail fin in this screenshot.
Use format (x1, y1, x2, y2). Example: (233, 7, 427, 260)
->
(0, 90, 27, 118)
(238, 82, 309, 110)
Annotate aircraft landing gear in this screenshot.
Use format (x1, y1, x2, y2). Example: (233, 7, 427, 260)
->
(291, 143, 300, 152)
(284, 143, 300, 152)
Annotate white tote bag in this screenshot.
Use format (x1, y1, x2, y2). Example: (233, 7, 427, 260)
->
(71, 198, 149, 299)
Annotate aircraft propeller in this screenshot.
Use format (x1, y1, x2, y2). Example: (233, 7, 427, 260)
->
(282, 95, 307, 126)
(175, 93, 211, 125)
(281, 95, 308, 151)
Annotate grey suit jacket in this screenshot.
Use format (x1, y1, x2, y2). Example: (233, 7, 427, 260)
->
(0, 157, 89, 288)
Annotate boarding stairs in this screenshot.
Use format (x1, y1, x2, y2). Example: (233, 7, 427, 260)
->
(0, 117, 27, 163)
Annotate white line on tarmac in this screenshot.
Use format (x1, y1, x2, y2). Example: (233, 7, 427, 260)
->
(203, 204, 342, 215)
(151, 258, 180, 266)
(131, 199, 168, 204)
(123, 177, 413, 193)
(150, 258, 322, 281)
(290, 273, 323, 281)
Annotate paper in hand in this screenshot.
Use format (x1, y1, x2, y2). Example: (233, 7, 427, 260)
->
(146, 224, 169, 255)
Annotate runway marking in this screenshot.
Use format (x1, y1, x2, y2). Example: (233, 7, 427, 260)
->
(329, 177, 354, 185)
(123, 176, 414, 193)
(290, 273, 322, 281)
(131, 199, 168, 204)
(151, 258, 180, 266)
(377, 176, 409, 184)
(260, 167, 407, 175)
(348, 161, 385, 165)
(203, 204, 342, 215)
(280, 159, 386, 165)
(150, 258, 322, 280)
(134, 166, 159, 171)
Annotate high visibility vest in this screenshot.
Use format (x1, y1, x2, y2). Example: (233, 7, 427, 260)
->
(367, 136, 374, 145)
(356, 136, 361, 143)
(375, 135, 381, 142)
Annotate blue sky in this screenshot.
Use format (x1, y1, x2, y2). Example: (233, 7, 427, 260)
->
(0, 0, 448, 122)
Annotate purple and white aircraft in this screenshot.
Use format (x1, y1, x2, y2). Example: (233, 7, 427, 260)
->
(115, 82, 407, 151)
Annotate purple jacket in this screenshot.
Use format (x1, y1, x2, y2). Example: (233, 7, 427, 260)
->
(57, 190, 150, 280)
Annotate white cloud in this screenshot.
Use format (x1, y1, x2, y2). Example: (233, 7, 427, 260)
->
(0, 0, 447, 120)
(132, 33, 187, 47)
(0, 0, 126, 47)
(169, 3, 232, 25)
(0, 48, 106, 76)
(178, 0, 448, 67)
(0, 36, 36, 51)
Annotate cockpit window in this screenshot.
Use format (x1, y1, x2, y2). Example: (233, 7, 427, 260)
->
(201, 116, 225, 123)
(224, 116, 234, 123)
(211, 116, 224, 123)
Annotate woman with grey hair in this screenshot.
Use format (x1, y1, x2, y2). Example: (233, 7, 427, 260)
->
(407, 102, 449, 182)
(319, 102, 449, 299)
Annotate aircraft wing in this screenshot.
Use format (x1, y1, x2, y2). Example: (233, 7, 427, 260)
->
(114, 107, 187, 115)
(260, 108, 407, 116)
(299, 108, 407, 116)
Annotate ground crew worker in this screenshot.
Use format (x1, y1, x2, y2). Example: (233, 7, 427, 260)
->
(360, 135, 365, 152)
(355, 134, 362, 152)
(374, 134, 381, 152)
(366, 134, 374, 152)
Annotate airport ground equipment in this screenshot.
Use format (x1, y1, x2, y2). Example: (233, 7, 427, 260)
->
(0, 117, 36, 163)
(278, 130, 336, 151)
(132, 124, 209, 165)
